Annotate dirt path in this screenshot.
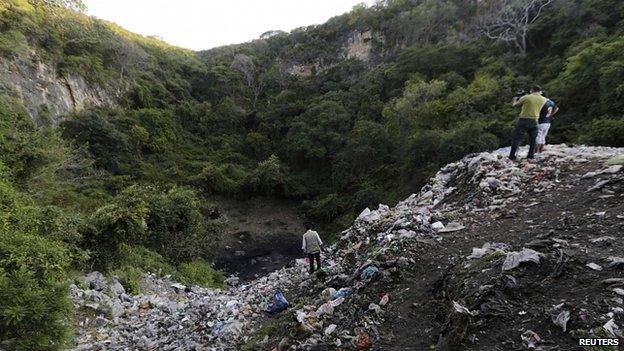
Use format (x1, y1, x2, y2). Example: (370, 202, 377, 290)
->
(376, 159, 624, 350)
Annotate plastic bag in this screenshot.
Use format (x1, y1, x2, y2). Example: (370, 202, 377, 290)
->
(265, 290, 289, 314)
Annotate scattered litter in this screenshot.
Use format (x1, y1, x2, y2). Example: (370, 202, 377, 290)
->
(431, 221, 445, 230)
(588, 179, 610, 192)
(171, 283, 186, 293)
(611, 288, 624, 296)
(452, 301, 477, 316)
(590, 236, 616, 243)
(603, 165, 623, 173)
(332, 288, 352, 300)
(295, 310, 307, 323)
(607, 256, 624, 268)
(582, 171, 598, 179)
(265, 291, 289, 314)
(552, 310, 570, 332)
(67, 145, 624, 350)
(603, 319, 621, 338)
(438, 222, 465, 233)
(324, 324, 337, 336)
(502, 248, 541, 271)
(468, 242, 508, 259)
(368, 303, 382, 314)
(360, 266, 380, 280)
(586, 263, 603, 271)
(520, 330, 541, 349)
(317, 302, 334, 316)
(331, 297, 345, 307)
(213, 321, 244, 336)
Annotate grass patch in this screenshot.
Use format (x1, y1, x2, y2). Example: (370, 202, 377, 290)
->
(242, 314, 294, 351)
(605, 155, 624, 166)
(174, 260, 225, 289)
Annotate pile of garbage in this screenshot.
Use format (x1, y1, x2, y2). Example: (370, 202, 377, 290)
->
(71, 266, 310, 350)
(70, 145, 624, 350)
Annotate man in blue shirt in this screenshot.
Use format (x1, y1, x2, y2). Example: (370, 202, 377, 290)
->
(536, 99, 559, 153)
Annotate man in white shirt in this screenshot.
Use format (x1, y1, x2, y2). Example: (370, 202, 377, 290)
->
(302, 223, 323, 273)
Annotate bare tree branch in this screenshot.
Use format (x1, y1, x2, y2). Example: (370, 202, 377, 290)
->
(231, 53, 263, 109)
(478, 0, 554, 55)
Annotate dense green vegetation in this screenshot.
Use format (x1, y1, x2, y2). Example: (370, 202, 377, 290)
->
(0, 0, 623, 349)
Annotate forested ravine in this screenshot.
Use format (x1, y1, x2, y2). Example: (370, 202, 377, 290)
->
(1, 0, 623, 350)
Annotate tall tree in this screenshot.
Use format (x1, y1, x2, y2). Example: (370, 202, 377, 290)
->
(478, 0, 553, 55)
(231, 53, 263, 109)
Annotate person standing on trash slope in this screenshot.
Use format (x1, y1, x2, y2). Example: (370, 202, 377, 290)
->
(302, 222, 323, 274)
(536, 98, 559, 153)
(509, 85, 548, 161)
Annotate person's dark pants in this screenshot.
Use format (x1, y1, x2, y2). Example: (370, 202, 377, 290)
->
(307, 252, 321, 273)
(509, 118, 538, 160)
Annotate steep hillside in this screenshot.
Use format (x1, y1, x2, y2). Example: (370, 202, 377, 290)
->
(68, 145, 624, 350)
(195, 0, 624, 224)
(0, 0, 202, 123)
(1, 0, 624, 350)
(3, 0, 623, 222)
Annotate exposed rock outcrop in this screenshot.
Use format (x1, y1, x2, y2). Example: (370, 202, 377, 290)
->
(0, 52, 115, 125)
(345, 30, 383, 63)
(282, 29, 383, 78)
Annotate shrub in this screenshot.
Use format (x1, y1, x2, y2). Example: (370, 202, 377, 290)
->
(0, 231, 71, 351)
(111, 265, 143, 295)
(198, 162, 248, 195)
(18, 206, 88, 263)
(439, 121, 500, 161)
(301, 193, 344, 222)
(577, 118, 624, 147)
(144, 187, 224, 264)
(86, 186, 224, 268)
(0, 29, 28, 57)
(86, 186, 149, 267)
(245, 155, 289, 196)
(174, 260, 224, 289)
(0, 98, 48, 182)
(117, 244, 174, 276)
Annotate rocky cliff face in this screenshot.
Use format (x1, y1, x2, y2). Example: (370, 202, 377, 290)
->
(282, 29, 383, 78)
(344, 30, 378, 62)
(68, 145, 624, 350)
(0, 52, 115, 125)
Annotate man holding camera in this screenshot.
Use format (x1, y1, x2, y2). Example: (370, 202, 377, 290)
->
(509, 85, 548, 161)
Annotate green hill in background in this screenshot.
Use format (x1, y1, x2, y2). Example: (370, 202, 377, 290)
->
(0, 0, 623, 349)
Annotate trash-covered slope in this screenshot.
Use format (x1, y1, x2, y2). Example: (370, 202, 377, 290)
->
(70, 145, 624, 350)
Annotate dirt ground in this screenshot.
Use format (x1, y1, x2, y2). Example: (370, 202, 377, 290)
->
(375, 159, 624, 350)
(212, 196, 307, 280)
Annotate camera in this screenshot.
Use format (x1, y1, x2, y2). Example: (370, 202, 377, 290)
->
(513, 89, 527, 98)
